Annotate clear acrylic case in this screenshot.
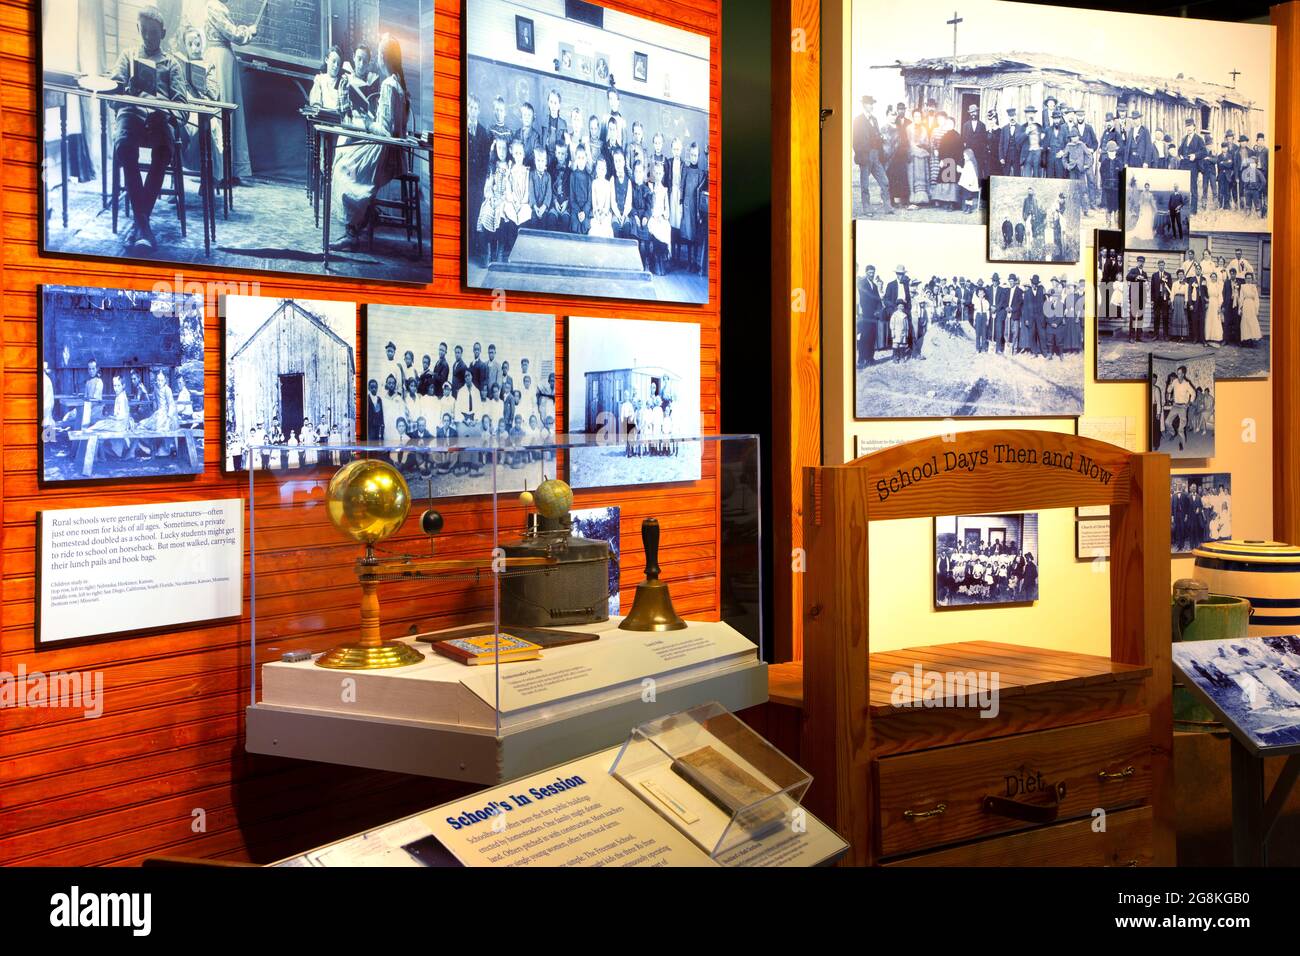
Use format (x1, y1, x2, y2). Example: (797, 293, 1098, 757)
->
(243, 433, 765, 784)
(610, 701, 812, 859)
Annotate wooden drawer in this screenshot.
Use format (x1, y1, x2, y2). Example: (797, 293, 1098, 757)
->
(885, 806, 1154, 867)
(876, 715, 1151, 858)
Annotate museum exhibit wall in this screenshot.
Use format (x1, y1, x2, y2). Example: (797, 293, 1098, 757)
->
(820, 0, 1275, 657)
(0, 0, 723, 865)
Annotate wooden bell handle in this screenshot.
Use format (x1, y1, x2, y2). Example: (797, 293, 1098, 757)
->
(642, 518, 661, 580)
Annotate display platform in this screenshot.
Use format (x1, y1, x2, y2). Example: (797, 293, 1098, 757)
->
(273, 704, 847, 868)
(247, 618, 767, 782)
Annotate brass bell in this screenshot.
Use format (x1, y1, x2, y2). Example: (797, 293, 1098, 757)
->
(620, 518, 687, 632)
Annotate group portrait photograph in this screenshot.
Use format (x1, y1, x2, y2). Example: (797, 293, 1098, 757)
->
(855, 222, 1085, 418)
(1150, 352, 1216, 460)
(987, 176, 1080, 263)
(849, 0, 1274, 235)
(364, 304, 558, 499)
(1096, 229, 1270, 380)
(39, 0, 435, 283)
(934, 513, 1040, 609)
(463, 0, 711, 305)
(1170, 472, 1232, 555)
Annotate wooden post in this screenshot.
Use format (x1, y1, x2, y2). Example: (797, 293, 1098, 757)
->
(800, 465, 873, 865)
(1109, 451, 1174, 865)
(1273, 3, 1300, 544)
(771, 0, 822, 663)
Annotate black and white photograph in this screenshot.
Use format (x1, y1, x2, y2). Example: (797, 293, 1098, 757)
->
(364, 304, 557, 498)
(935, 513, 1039, 609)
(571, 505, 621, 615)
(1170, 472, 1231, 554)
(566, 316, 701, 490)
(855, 221, 1085, 418)
(1150, 352, 1215, 459)
(987, 176, 1080, 263)
(39, 0, 434, 283)
(40, 284, 205, 482)
(464, 0, 710, 304)
(515, 15, 535, 54)
(1173, 636, 1300, 753)
(850, 0, 1274, 233)
(1097, 231, 1270, 380)
(1123, 168, 1191, 252)
(223, 296, 356, 472)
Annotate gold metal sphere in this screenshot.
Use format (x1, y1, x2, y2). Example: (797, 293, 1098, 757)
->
(326, 459, 411, 545)
(534, 478, 574, 520)
(519, 490, 535, 508)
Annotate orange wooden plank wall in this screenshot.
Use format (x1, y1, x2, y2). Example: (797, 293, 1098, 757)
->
(0, 0, 723, 865)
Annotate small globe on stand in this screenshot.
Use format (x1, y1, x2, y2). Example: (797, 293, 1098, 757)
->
(326, 459, 412, 546)
(534, 478, 574, 520)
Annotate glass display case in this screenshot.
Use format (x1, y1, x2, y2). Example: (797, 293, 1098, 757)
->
(243, 433, 764, 784)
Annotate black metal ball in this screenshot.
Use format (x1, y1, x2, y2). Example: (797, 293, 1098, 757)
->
(421, 509, 445, 536)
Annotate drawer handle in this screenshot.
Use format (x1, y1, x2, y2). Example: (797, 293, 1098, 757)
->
(1098, 766, 1135, 782)
(982, 782, 1067, 823)
(902, 803, 947, 821)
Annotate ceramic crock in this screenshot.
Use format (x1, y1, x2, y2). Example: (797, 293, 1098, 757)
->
(1192, 539, 1300, 636)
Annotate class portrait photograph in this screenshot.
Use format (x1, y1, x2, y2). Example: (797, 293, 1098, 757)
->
(935, 513, 1039, 609)
(854, 221, 1085, 419)
(849, 0, 1274, 234)
(39, 0, 434, 283)
(1123, 168, 1191, 252)
(463, 0, 710, 305)
(1150, 352, 1215, 460)
(364, 304, 557, 498)
(222, 296, 357, 472)
(987, 176, 1080, 263)
(40, 284, 205, 482)
(566, 315, 701, 490)
(1170, 472, 1231, 555)
(1096, 231, 1269, 381)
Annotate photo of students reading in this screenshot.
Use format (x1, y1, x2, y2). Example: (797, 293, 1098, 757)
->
(464, 0, 710, 304)
(39, 0, 433, 283)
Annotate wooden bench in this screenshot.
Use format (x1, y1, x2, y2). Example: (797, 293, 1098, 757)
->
(69, 427, 201, 477)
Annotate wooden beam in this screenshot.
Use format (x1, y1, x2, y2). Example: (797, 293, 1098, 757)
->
(800, 464, 873, 865)
(1273, 3, 1300, 544)
(1109, 451, 1174, 865)
(771, 0, 822, 662)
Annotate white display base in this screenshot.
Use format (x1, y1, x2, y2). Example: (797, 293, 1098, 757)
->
(245, 618, 768, 783)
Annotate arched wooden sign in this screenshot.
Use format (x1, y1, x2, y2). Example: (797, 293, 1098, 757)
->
(839, 429, 1135, 521)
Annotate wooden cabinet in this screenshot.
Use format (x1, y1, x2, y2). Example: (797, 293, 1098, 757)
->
(781, 430, 1173, 866)
(876, 715, 1151, 857)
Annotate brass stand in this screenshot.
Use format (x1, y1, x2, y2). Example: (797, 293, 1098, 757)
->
(315, 552, 426, 670)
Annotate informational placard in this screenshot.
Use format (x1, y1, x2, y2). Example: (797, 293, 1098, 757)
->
(1074, 417, 1138, 558)
(277, 748, 848, 868)
(38, 499, 243, 644)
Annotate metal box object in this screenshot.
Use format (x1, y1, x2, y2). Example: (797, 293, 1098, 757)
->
(500, 513, 611, 627)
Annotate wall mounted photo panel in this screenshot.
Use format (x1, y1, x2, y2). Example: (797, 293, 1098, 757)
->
(1150, 352, 1215, 460)
(987, 176, 1080, 263)
(1170, 472, 1231, 555)
(854, 220, 1085, 418)
(566, 316, 701, 489)
(464, 0, 711, 304)
(39, 0, 434, 283)
(571, 505, 621, 614)
(222, 296, 357, 471)
(364, 304, 557, 498)
(1123, 168, 1191, 253)
(850, 0, 1274, 235)
(935, 513, 1040, 609)
(1096, 231, 1270, 381)
(1173, 636, 1300, 754)
(40, 284, 206, 483)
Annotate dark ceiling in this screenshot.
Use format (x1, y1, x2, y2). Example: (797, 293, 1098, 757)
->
(1017, 0, 1272, 22)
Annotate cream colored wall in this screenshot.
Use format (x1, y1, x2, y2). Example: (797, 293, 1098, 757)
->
(822, 0, 1275, 657)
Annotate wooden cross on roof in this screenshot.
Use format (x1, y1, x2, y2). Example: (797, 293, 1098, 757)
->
(947, 10, 963, 64)
(1230, 68, 1242, 88)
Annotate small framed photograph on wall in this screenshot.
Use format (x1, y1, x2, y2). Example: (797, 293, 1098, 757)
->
(936, 513, 1040, 609)
(515, 15, 535, 53)
(633, 51, 649, 82)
